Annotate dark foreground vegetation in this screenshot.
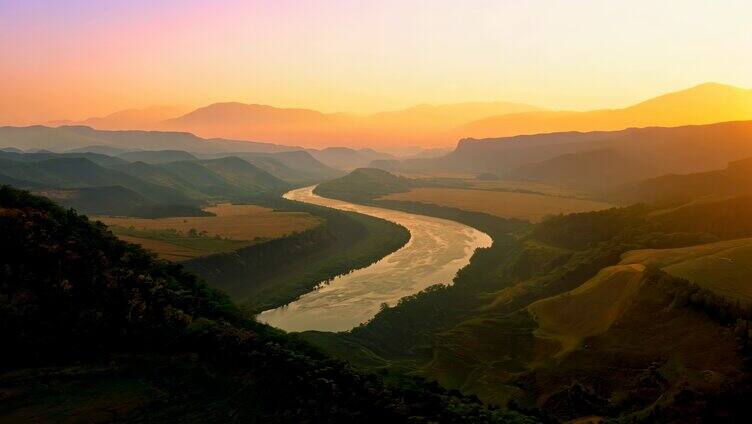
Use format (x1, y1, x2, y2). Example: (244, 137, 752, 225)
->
(0, 185, 535, 423)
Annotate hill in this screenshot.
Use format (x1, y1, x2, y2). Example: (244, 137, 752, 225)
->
(200, 150, 343, 184)
(0, 149, 128, 167)
(0, 151, 296, 216)
(114, 157, 289, 200)
(508, 149, 657, 190)
(308, 147, 396, 170)
(301, 179, 752, 421)
(0, 185, 531, 423)
(66, 144, 132, 155)
(611, 157, 752, 205)
(0, 125, 300, 154)
(456, 82, 752, 139)
(0, 157, 195, 207)
(117, 149, 198, 164)
(314, 168, 413, 202)
(397, 120, 752, 192)
(198, 156, 289, 193)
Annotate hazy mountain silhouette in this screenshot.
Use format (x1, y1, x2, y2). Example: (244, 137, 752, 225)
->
(51, 106, 188, 130)
(611, 156, 752, 205)
(384, 120, 752, 193)
(456, 83, 752, 138)
(0, 125, 300, 153)
(154, 101, 540, 147)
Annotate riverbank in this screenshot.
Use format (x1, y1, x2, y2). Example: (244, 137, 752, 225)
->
(256, 186, 492, 332)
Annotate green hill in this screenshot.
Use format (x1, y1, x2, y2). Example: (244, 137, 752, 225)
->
(0, 125, 299, 153)
(226, 150, 344, 184)
(116, 149, 198, 164)
(0, 149, 128, 167)
(0, 157, 195, 206)
(314, 167, 413, 202)
(612, 157, 752, 205)
(0, 185, 532, 423)
(198, 156, 289, 193)
(300, 185, 752, 421)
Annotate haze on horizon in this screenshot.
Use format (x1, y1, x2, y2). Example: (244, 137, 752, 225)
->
(2, 0, 751, 128)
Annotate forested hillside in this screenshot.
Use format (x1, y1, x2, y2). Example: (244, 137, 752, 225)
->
(0, 185, 534, 423)
(308, 168, 752, 422)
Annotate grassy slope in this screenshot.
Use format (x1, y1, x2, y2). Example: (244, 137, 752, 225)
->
(622, 237, 752, 302)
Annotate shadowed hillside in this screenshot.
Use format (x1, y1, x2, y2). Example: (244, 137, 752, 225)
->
(0, 185, 534, 423)
(389, 121, 752, 193)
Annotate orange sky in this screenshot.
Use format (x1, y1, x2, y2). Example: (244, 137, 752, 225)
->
(2, 0, 752, 125)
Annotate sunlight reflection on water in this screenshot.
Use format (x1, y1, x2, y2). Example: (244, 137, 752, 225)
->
(256, 186, 492, 332)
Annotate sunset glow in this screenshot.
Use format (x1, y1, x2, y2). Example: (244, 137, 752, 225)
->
(2, 0, 751, 128)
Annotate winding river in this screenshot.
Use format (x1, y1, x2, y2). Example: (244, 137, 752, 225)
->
(256, 186, 492, 332)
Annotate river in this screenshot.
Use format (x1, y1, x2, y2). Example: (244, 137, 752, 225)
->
(256, 186, 492, 332)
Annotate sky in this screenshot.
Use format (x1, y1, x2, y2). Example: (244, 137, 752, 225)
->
(1, 0, 751, 124)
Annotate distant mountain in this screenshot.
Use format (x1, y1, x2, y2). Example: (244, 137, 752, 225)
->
(0, 125, 301, 154)
(367, 102, 540, 130)
(116, 149, 198, 164)
(66, 145, 132, 155)
(456, 83, 752, 139)
(611, 157, 752, 205)
(394, 121, 752, 192)
(155, 101, 540, 147)
(74, 105, 188, 130)
(0, 150, 128, 167)
(308, 147, 395, 170)
(158, 102, 349, 145)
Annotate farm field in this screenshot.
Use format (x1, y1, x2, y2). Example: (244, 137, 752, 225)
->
(379, 187, 613, 222)
(466, 178, 592, 198)
(97, 203, 321, 261)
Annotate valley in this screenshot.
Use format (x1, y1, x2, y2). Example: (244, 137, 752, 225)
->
(257, 186, 492, 331)
(6, 4, 752, 421)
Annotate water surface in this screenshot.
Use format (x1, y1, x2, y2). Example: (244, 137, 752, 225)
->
(256, 186, 492, 332)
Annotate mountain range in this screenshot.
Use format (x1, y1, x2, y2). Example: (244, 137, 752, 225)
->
(380, 120, 752, 192)
(46, 83, 752, 148)
(0, 147, 342, 216)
